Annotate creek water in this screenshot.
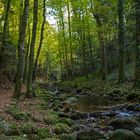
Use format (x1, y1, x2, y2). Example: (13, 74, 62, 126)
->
(72, 96, 125, 112)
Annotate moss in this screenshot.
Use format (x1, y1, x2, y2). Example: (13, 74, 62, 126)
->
(44, 110, 59, 125)
(59, 134, 77, 140)
(57, 118, 73, 126)
(37, 128, 52, 139)
(21, 124, 35, 134)
(6, 106, 29, 121)
(54, 123, 71, 134)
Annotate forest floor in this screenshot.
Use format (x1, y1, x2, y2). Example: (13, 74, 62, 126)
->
(0, 74, 140, 140)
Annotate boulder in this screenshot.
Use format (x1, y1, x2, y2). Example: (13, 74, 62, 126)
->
(37, 128, 52, 139)
(108, 118, 140, 130)
(64, 97, 78, 104)
(0, 120, 19, 136)
(21, 124, 36, 134)
(134, 127, 140, 136)
(108, 129, 135, 140)
(77, 129, 105, 140)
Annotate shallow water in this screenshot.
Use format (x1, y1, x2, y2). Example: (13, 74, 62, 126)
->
(72, 96, 125, 112)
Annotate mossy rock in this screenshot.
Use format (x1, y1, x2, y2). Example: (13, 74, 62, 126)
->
(21, 124, 36, 134)
(108, 129, 135, 140)
(0, 120, 19, 136)
(57, 118, 73, 126)
(6, 106, 29, 121)
(54, 123, 71, 134)
(13, 112, 29, 121)
(0, 135, 27, 140)
(59, 133, 77, 140)
(44, 111, 59, 125)
(126, 91, 139, 100)
(27, 134, 40, 140)
(37, 128, 52, 139)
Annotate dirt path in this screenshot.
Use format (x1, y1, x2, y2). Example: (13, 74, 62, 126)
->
(0, 80, 26, 115)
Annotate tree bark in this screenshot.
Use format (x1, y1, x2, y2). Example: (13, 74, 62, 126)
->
(33, 0, 46, 81)
(118, 0, 125, 82)
(94, 14, 107, 81)
(13, 0, 29, 99)
(27, 0, 38, 97)
(0, 0, 11, 55)
(23, 23, 30, 83)
(0, 0, 11, 82)
(134, 0, 140, 88)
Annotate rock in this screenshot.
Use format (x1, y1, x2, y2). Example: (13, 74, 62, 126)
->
(134, 127, 140, 136)
(0, 120, 19, 136)
(108, 118, 140, 130)
(108, 129, 136, 140)
(127, 104, 140, 111)
(54, 123, 71, 134)
(44, 111, 59, 125)
(64, 97, 78, 104)
(59, 133, 77, 140)
(13, 112, 29, 120)
(21, 124, 36, 134)
(69, 112, 88, 120)
(6, 106, 29, 121)
(57, 118, 73, 126)
(0, 135, 27, 140)
(37, 128, 52, 139)
(77, 129, 105, 140)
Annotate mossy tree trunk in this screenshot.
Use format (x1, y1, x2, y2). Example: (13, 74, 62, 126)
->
(0, 0, 11, 83)
(118, 0, 125, 83)
(134, 0, 140, 88)
(23, 23, 31, 84)
(13, 0, 29, 99)
(94, 14, 107, 81)
(27, 0, 38, 97)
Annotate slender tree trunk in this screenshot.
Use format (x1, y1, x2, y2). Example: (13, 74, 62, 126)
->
(13, 0, 29, 99)
(0, 0, 11, 83)
(27, 0, 38, 97)
(118, 0, 125, 82)
(0, 0, 11, 55)
(134, 0, 140, 88)
(94, 14, 107, 80)
(33, 0, 46, 81)
(90, 0, 107, 80)
(23, 23, 30, 83)
(67, 1, 73, 74)
(60, 9, 69, 77)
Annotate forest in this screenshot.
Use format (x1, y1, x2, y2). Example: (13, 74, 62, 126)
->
(0, 0, 140, 140)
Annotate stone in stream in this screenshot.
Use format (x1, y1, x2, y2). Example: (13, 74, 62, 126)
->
(108, 129, 136, 140)
(77, 128, 105, 140)
(108, 118, 140, 130)
(64, 97, 78, 104)
(134, 127, 140, 136)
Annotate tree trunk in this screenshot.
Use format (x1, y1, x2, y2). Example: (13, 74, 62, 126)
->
(118, 0, 125, 82)
(33, 0, 46, 81)
(13, 0, 29, 99)
(0, 0, 11, 55)
(94, 14, 107, 80)
(134, 0, 140, 88)
(0, 0, 11, 83)
(23, 23, 30, 83)
(27, 0, 38, 97)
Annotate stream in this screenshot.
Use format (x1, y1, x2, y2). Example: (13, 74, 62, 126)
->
(65, 95, 140, 135)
